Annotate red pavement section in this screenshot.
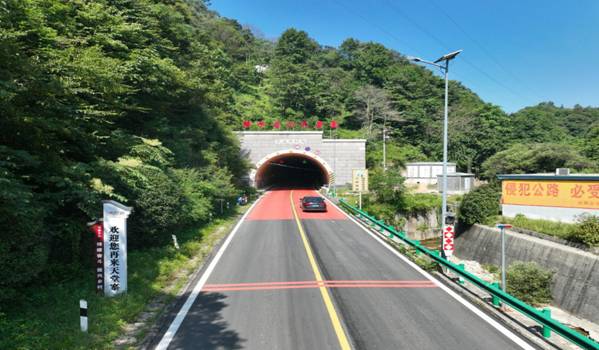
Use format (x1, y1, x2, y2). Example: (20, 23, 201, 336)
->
(246, 190, 293, 220)
(246, 189, 347, 221)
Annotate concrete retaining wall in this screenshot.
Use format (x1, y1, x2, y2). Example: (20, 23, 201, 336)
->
(455, 224, 599, 323)
(401, 210, 439, 241)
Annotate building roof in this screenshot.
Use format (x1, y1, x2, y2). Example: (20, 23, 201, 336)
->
(436, 172, 475, 177)
(497, 174, 599, 181)
(406, 162, 457, 166)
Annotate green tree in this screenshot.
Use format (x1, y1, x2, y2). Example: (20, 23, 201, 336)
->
(459, 183, 501, 226)
(481, 143, 595, 180)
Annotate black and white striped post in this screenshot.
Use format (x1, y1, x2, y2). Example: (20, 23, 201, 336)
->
(80, 299, 88, 332)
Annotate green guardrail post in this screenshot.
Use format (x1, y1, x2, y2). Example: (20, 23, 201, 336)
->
(491, 282, 501, 307)
(457, 263, 466, 285)
(542, 308, 552, 338)
(413, 240, 422, 255)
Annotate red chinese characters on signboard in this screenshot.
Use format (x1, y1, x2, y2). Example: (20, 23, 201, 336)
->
(505, 182, 517, 196)
(503, 180, 599, 209)
(518, 183, 530, 196)
(89, 222, 104, 293)
(547, 183, 559, 197)
(571, 185, 584, 198)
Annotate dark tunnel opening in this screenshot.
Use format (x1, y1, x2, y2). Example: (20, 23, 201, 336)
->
(256, 154, 328, 189)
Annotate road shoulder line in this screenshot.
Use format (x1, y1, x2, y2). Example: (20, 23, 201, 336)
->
(154, 196, 263, 350)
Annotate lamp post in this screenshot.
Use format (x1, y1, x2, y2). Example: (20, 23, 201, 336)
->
(409, 50, 462, 257)
(382, 115, 390, 172)
(496, 224, 512, 292)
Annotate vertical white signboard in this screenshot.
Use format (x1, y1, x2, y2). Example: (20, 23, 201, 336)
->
(102, 200, 133, 297)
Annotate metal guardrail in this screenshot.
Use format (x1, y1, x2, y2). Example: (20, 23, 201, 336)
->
(338, 198, 599, 350)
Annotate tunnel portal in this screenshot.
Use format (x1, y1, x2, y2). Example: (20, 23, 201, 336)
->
(255, 153, 330, 189)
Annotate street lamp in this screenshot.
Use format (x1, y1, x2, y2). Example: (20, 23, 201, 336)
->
(409, 49, 462, 257)
(496, 223, 512, 292)
(382, 115, 390, 171)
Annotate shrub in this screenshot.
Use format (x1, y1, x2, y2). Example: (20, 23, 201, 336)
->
(506, 261, 553, 305)
(0, 174, 48, 306)
(458, 183, 501, 226)
(569, 214, 599, 247)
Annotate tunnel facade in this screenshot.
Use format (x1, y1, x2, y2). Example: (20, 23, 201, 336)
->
(253, 150, 332, 189)
(236, 131, 366, 188)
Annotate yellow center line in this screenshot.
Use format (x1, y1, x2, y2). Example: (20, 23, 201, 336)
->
(290, 191, 351, 350)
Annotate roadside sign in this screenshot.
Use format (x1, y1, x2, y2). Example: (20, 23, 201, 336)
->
(102, 200, 133, 297)
(352, 169, 369, 192)
(443, 224, 455, 257)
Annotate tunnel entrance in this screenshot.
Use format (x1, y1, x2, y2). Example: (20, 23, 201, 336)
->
(254, 151, 331, 189)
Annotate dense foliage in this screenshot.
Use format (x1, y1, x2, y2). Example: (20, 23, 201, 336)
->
(507, 261, 554, 305)
(481, 143, 595, 179)
(458, 183, 502, 226)
(569, 214, 599, 247)
(0, 0, 251, 305)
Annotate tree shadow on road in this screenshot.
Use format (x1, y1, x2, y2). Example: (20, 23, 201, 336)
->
(167, 292, 245, 349)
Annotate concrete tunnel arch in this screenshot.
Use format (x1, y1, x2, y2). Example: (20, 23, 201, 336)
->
(251, 150, 334, 189)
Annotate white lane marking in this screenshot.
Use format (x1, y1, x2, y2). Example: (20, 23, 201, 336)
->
(155, 196, 263, 350)
(325, 197, 536, 350)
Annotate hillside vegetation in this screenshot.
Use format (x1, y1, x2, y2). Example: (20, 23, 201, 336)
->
(1, 0, 598, 311)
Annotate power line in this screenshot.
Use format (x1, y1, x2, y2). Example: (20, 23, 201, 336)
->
(381, 0, 535, 105)
(329, 0, 423, 58)
(428, 0, 544, 102)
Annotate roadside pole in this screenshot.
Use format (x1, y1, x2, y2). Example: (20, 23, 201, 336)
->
(497, 224, 512, 292)
(358, 189, 362, 210)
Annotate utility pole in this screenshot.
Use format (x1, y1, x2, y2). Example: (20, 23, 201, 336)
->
(382, 114, 389, 171)
(333, 127, 337, 197)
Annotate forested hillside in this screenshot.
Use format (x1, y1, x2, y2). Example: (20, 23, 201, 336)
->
(1, 0, 598, 308)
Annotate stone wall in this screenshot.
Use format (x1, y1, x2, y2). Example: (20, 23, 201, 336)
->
(401, 210, 439, 241)
(455, 224, 599, 323)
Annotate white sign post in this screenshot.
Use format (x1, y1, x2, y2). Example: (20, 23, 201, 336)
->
(442, 224, 455, 258)
(102, 200, 133, 297)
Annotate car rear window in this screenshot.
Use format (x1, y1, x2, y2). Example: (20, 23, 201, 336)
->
(305, 197, 324, 202)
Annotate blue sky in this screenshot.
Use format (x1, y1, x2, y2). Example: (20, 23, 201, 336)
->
(209, 0, 599, 113)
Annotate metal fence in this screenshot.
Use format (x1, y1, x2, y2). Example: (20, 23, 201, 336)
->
(338, 198, 599, 350)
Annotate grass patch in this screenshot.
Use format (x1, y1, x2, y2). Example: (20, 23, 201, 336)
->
(0, 208, 245, 350)
(482, 263, 500, 275)
(494, 214, 575, 240)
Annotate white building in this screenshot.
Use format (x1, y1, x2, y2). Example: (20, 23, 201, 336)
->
(403, 162, 457, 192)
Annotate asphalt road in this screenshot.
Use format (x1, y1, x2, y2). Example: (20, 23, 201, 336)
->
(152, 189, 536, 350)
